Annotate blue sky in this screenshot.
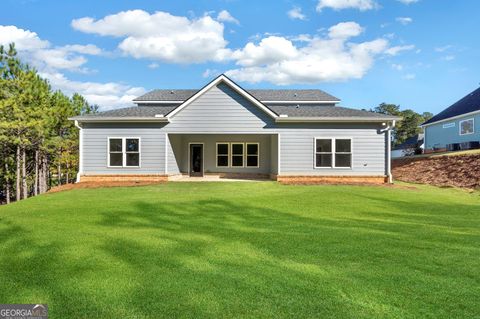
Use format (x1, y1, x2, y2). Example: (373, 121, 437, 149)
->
(1, 0, 479, 113)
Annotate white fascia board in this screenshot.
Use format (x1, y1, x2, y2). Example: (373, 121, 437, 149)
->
(166, 74, 279, 119)
(70, 117, 170, 123)
(275, 117, 400, 123)
(420, 109, 480, 127)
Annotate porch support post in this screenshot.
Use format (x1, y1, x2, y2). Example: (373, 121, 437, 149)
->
(277, 133, 281, 176)
(165, 133, 168, 175)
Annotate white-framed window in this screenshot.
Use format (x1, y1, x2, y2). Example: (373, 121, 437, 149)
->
(459, 118, 474, 135)
(314, 138, 352, 169)
(246, 143, 259, 168)
(231, 143, 244, 167)
(108, 137, 140, 167)
(216, 143, 230, 167)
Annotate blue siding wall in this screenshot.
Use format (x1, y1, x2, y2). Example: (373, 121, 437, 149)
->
(424, 113, 480, 150)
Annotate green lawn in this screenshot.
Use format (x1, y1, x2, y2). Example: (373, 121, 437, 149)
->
(0, 182, 479, 318)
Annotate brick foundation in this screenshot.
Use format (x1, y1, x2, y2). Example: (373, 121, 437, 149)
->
(276, 175, 389, 184)
(80, 175, 168, 183)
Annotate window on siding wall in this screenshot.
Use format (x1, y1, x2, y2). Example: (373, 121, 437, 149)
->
(246, 143, 259, 167)
(315, 138, 352, 168)
(216, 143, 229, 167)
(231, 143, 244, 167)
(315, 139, 332, 168)
(335, 139, 352, 168)
(459, 118, 474, 135)
(108, 138, 140, 167)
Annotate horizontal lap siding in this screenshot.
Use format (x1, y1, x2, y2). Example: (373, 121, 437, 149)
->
(424, 113, 480, 150)
(82, 123, 166, 175)
(166, 83, 275, 132)
(278, 124, 386, 176)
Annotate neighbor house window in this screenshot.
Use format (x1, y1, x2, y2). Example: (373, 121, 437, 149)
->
(315, 138, 352, 168)
(246, 143, 259, 167)
(231, 143, 244, 167)
(216, 143, 229, 167)
(459, 118, 474, 135)
(108, 137, 140, 167)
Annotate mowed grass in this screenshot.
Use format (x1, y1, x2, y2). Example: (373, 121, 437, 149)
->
(0, 182, 479, 318)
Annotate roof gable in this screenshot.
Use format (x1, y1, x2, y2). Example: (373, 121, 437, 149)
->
(422, 87, 480, 125)
(167, 74, 278, 119)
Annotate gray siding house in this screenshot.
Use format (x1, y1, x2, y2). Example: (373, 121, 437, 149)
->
(71, 75, 399, 183)
(421, 87, 480, 152)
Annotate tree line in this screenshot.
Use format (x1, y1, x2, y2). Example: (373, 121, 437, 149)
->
(371, 103, 433, 146)
(0, 43, 97, 204)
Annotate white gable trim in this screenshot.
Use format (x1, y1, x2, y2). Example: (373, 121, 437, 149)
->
(166, 74, 278, 119)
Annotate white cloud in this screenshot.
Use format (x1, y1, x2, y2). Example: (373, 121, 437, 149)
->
(396, 17, 413, 25)
(328, 22, 364, 38)
(288, 7, 307, 20)
(216, 10, 239, 25)
(435, 45, 452, 52)
(397, 0, 419, 4)
(316, 0, 378, 12)
(391, 63, 403, 71)
(72, 10, 230, 64)
(230, 36, 299, 67)
(225, 22, 394, 85)
(148, 62, 159, 69)
(385, 44, 415, 55)
(441, 55, 455, 61)
(202, 68, 220, 78)
(40, 72, 146, 110)
(0, 25, 101, 73)
(403, 73, 416, 80)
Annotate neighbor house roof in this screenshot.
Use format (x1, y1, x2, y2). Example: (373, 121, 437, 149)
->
(134, 88, 340, 103)
(422, 86, 480, 126)
(392, 134, 423, 150)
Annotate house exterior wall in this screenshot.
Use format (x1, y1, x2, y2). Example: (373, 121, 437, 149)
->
(424, 113, 480, 150)
(276, 123, 386, 176)
(79, 83, 389, 180)
(82, 122, 167, 175)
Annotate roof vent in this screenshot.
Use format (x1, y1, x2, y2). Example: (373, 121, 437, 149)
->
(170, 90, 174, 94)
(296, 104, 300, 108)
(294, 93, 298, 97)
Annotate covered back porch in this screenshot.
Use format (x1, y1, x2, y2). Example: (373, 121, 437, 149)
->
(166, 133, 279, 180)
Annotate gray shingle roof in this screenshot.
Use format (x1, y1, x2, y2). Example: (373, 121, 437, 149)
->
(71, 104, 398, 121)
(134, 89, 340, 102)
(422, 87, 480, 125)
(268, 105, 396, 118)
(74, 106, 177, 118)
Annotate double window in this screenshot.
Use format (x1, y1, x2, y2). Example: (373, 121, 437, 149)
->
(216, 142, 259, 168)
(108, 138, 140, 167)
(459, 118, 474, 135)
(315, 138, 352, 168)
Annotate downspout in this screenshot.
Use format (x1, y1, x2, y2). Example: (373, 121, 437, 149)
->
(74, 120, 83, 183)
(380, 120, 396, 184)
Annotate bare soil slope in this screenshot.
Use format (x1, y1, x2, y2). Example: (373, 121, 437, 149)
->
(393, 153, 480, 188)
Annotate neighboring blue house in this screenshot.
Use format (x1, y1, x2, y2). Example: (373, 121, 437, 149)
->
(70, 75, 399, 184)
(421, 87, 480, 152)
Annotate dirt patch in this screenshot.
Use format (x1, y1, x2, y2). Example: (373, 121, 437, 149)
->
(393, 154, 480, 189)
(48, 181, 164, 193)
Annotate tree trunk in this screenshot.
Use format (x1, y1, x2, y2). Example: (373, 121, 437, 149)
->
(16, 145, 21, 201)
(57, 150, 62, 186)
(39, 153, 47, 194)
(5, 162, 10, 204)
(22, 147, 27, 199)
(34, 150, 39, 196)
(66, 161, 69, 184)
